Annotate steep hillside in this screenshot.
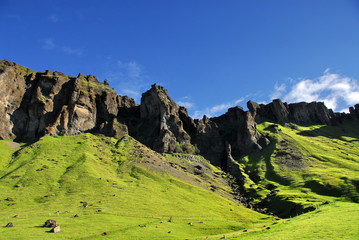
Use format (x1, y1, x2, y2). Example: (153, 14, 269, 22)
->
(0, 134, 269, 239)
(235, 120, 359, 217)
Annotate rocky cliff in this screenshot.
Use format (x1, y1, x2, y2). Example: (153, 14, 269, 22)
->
(247, 99, 335, 124)
(133, 84, 191, 153)
(0, 60, 128, 141)
(1, 60, 357, 167)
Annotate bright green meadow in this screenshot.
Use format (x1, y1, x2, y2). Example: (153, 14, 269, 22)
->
(0, 120, 358, 239)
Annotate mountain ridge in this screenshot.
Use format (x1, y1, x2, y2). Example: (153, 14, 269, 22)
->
(1, 59, 358, 167)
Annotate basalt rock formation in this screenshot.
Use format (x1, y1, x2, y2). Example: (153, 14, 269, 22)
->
(0, 60, 357, 167)
(138, 84, 191, 153)
(247, 99, 334, 125)
(0, 60, 128, 141)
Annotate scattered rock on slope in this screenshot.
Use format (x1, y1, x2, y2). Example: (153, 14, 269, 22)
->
(5, 222, 13, 227)
(50, 226, 61, 233)
(43, 219, 57, 228)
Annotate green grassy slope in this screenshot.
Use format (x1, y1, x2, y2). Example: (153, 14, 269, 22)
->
(0, 134, 268, 239)
(1, 120, 358, 239)
(240, 201, 359, 240)
(202, 201, 359, 240)
(238, 120, 359, 218)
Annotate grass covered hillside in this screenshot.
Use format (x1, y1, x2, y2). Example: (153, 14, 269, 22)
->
(0, 134, 269, 239)
(237, 120, 359, 218)
(0, 120, 358, 239)
(202, 201, 359, 240)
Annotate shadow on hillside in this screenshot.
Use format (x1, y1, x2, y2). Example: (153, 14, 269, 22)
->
(296, 120, 359, 142)
(303, 180, 343, 197)
(11, 140, 37, 157)
(244, 141, 292, 186)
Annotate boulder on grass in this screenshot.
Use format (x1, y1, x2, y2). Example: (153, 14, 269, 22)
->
(50, 226, 60, 233)
(43, 219, 57, 228)
(5, 222, 13, 227)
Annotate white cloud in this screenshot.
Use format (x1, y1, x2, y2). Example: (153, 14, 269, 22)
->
(122, 89, 140, 99)
(117, 61, 142, 79)
(49, 14, 59, 23)
(271, 70, 359, 111)
(270, 82, 286, 100)
(209, 103, 232, 113)
(234, 97, 245, 105)
(177, 96, 195, 109)
(42, 38, 56, 50)
(192, 98, 245, 119)
(347, 92, 359, 104)
(339, 108, 350, 113)
(193, 104, 230, 119)
(102, 60, 152, 103)
(62, 46, 82, 56)
(178, 101, 194, 109)
(41, 38, 82, 57)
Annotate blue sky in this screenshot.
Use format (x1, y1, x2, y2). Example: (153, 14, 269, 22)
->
(1, 0, 359, 118)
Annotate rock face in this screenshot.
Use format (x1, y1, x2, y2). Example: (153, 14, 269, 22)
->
(0, 60, 129, 141)
(224, 143, 245, 180)
(185, 106, 269, 166)
(135, 84, 191, 153)
(0, 61, 27, 140)
(118, 86, 269, 165)
(1, 60, 357, 167)
(211, 107, 269, 157)
(190, 116, 224, 166)
(349, 104, 359, 119)
(247, 99, 334, 125)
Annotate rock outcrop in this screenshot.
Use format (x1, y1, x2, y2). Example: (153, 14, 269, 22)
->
(191, 116, 224, 166)
(0, 60, 129, 141)
(224, 143, 245, 181)
(247, 99, 334, 125)
(349, 104, 359, 119)
(1, 60, 357, 167)
(211, 106, 269, 156)
(0, 60, 28, 140)
(133, 84, 191, 153)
